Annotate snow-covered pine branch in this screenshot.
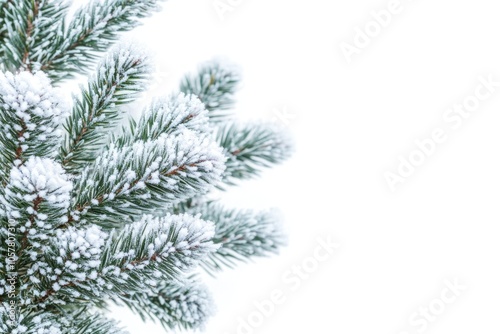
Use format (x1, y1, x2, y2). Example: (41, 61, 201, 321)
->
(39, 0, 165, 82)
(0, 0, 68, 73)
(114, 275, 214, 331)
(0, 1, 293, 331)
(0, 306, 128, 334)
(0, 71, 67, 184)
(0, 0, 9, 61)
(98, 213, 218, 293)
(170, 62, 294, 275)
(179, 61, 294, 187)
(59, 309, 127, 334)
(22, 213, 216, 311)
(113, 93, 211, 148)
(179, 202, 286, 274)
(16, 224, 108, 308)
(60, 44, 151, 173)
(0, 307, 63, 334)
(70, 130, 225, 227)
(180, 59, 241, 121)
(217, 121, 294, 187)
(0, 157, 72, 291)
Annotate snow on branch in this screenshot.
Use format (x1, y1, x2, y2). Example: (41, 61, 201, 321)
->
(114, 93, 211, 148)
(217, 121, 294, 187)
(115, 275, 214, 331)
(0, 305, 127, 334)
(27, 225, 108, 308)
(102, 213, 218, 289)
(181, 202, 286, 274)
(0, 307, 63, 334)
(0, 157, 72, 271)
(0, 71, 67, 184)
(0, 0, 69, 73)
(60, 44, 151, 173)
(180, 59, 241, 121)
(34, 213, 217, 310)
(70, 129, 226, 227)
(39, 0, 165, 81)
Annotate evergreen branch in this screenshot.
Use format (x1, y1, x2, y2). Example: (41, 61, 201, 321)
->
(61, 308, 127, 334)
(0, 157, 72, 291)
(0, 0, 12, 61)
(12, 224, 108, 309)
(0, 0, 8, 33)
(0, 71, 67, 185)
(0, 0, 34, 71)
(0, 0, 68, 72)
(98, 214, 217, 296)
(24, 0, 69, 72)
(60, 44, 151, 173)
(34, 214, 217, 307)
(180, 59, 241, 121)
(0, 305, 127, 334)
(113, 93, 210, 148)
(217, 122, 294, 187)
(0, 157, 72, 228)
(69, 130, 225, 228)
(39, 0, 164, 82)
(181, 202, 286, 274)
(0, 306, 63, 334)
(115, 276, 214, 331)
(0, 1, 293, 329)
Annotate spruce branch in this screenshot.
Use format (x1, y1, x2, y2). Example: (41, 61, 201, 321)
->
(98, 213, 217, 296)
(23, 0, 69, 72)
(217, 122, 294, 187)
(0, 1, 293, 330)
(39, 0, 164, 82)
(0, 0, 12, 60)
(180, 59, 241, 121)
(1, 0, 35, 71)
(0, 157, 72, 228)
(181, 202, 286, 274)
(114, 276, 214, 331)
(0, 0, 69, 73)
(113, 93, 211, 148)
(0, 305, 127, 334)
(33, 214, 217, 309)
(62, 308, 127, 334)
(69, 130, 226, 228)
(60, 44, 151, 173)
(0, 157, 72, 289)
(0, 71, 67, 185)
(0, 306, 63, 334)
(22, 224, 107, 308)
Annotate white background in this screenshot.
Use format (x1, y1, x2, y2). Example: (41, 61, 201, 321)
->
(71, 0, 500, 333)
